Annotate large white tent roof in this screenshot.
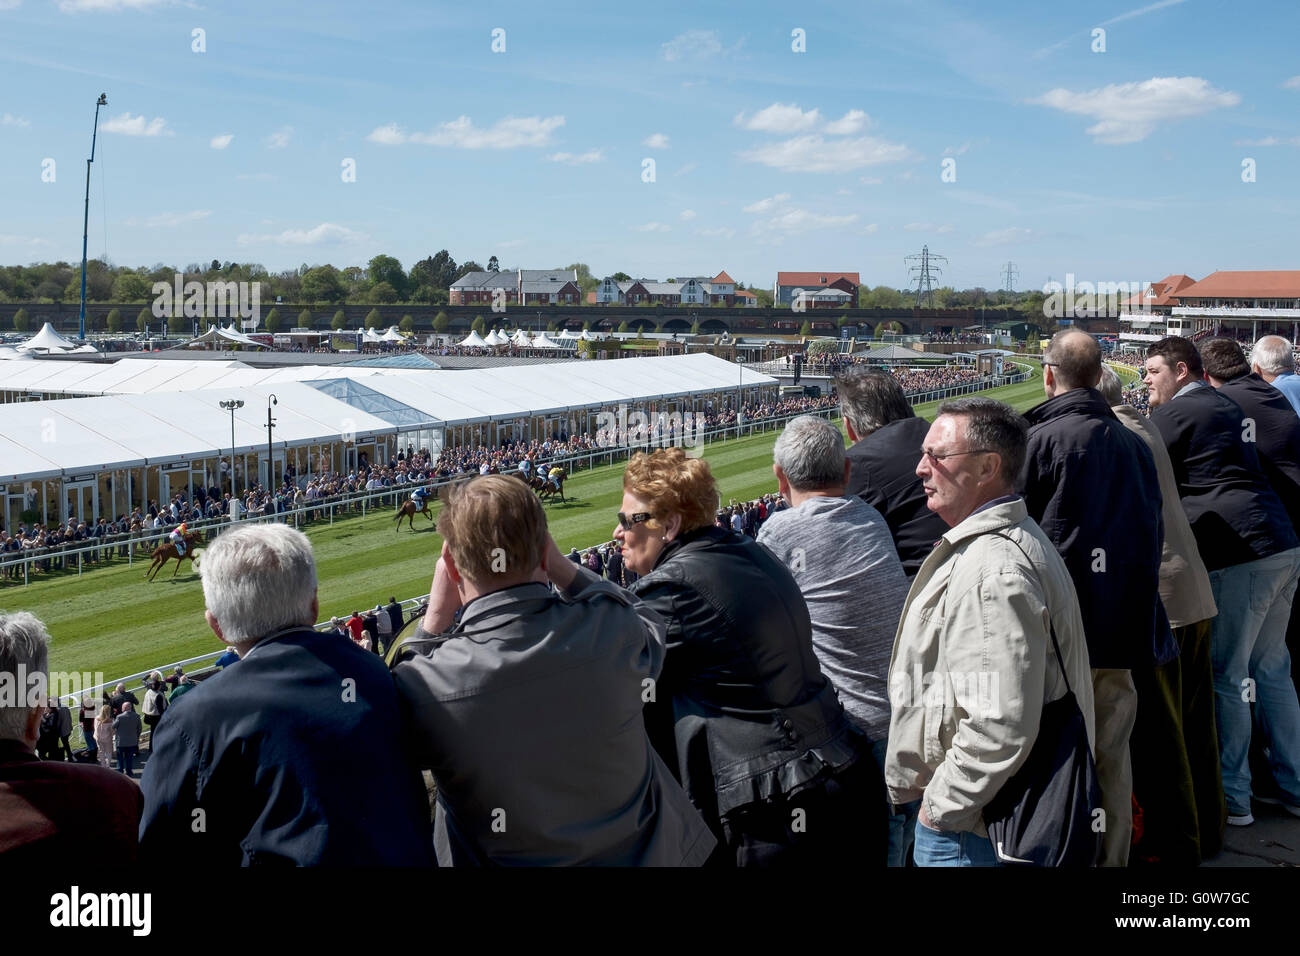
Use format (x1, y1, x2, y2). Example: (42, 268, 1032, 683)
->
(0, 353, 775, 484)
(459, 330, 488, 347)
(0, 381, 397, 485)
(17, 322, 79, 353)
(0, 356, 425, 398)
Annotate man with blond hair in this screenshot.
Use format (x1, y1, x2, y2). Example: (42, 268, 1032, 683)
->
(391, 474, 715, 866)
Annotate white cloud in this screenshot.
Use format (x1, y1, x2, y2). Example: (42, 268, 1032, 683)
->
(1284, 76, 1300, 90)
(824, 110, 869, 135)
(836, 189, 852, 196)
(367, 115, 564, 149)
(696, 227, 736, 239)
(102, 112, 170, 136)
(1033, 0, 1188, 59)
(0, 0, 22, 9)
(126, 209, 212, 228)
(903, 222, 955, 234)
(1234, 135, 1300, 147)
(734, 103, 821, 133)
(679, 209, 696, 221)
(674, 162, 698, 176)
(860, 176, 883, 185)
(1031, 76, 1240, 144)
(236, 172, 274, 181)
(498, 239, 524, 248)
(1, 113, 30, 127)
(974, 227, 1032, 247)
(266, 126, 293, 149)
(209, 133, 233, 150)
(643, 133, 670, 149)
(546, 148, 604, 165)
(366, 123, 405, 145)
(237, 222, 366, 246)
(858, 223, 879, 235)
(0, 234, 52, 247)
(632, 222, 670, 233)
(751, 208, 858, 237)
(740, 135, 913, 173)
(742, 192, 791, 214)
(944, 142, 972, 156)
(57, 0, 172, 10)
(661, 29, 723, 62)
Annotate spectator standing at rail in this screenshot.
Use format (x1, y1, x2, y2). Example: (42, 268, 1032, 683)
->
(139, 523, 432, 865)
(837, 367, 949, 577)
(391, 475, 715, 866)
(0, 611, 143, 862)
(758, 415, 910, 864)
(1250, 335, 1300, 414)
(1021, 331, 1170, 867)
(1144, 336, 1300, 827)
(886, 398, 1095, 867)
(1098, 366, 1224, 864)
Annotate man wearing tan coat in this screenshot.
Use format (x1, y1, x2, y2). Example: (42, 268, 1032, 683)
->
(885, 398, 1095, 866)
(1100, 367, 1225, 863)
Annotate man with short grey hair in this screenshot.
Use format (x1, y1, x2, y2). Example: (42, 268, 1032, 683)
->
(1251, 335, 1300, 414)
(1, 610, 142, 861)
(139, 523, 433, 865)
(759, 415, 909, 864)
(886, 398, 1096, 866)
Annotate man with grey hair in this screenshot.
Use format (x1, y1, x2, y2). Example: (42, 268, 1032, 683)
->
(1, 610, 142, 861)
(1097, 365, 1224, 863)
(139, 524, 433, 865)
(837, 367, 948, 577)
(1251, 335, 1300, 414)
(886, 398, 1096, 866)
(758, 414, 909, 864)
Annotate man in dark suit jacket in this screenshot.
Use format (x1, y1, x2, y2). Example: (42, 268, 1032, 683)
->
(1, 611, 143, 863)
(1022, 331, 1171, 866)
(837, 367, 947, 576)
(1144, 336, 1300, 827)
(138, 524, 433, 866)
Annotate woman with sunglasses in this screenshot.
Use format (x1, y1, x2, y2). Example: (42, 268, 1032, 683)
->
(605, 447, 886, 867)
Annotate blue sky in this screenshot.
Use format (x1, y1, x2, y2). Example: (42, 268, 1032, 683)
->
(1, 0, 1298, 293)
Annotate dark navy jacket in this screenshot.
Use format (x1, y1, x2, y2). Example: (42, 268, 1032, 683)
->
(845, 416, 949, 577)
(1150, 382, 1298, 572)
(1022, 388, 1174, 669)
(139, 628, 433, 866)
(1215, 373, 1300, 532)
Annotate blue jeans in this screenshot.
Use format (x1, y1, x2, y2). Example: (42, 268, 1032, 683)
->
(116, 746, 138, 777)
(871, 737, 918, 866)
(913, 818, 1001, 867)
(1209, 547, 1300, 815)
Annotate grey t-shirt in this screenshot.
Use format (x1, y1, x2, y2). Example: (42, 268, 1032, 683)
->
(757, 495, 909, 741)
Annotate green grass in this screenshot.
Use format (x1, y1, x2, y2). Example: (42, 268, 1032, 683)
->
(8, 367, 1045, 682)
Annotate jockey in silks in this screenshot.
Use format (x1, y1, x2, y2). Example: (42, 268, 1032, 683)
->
(410, 486, 430, 509)
(169, 521, 188, 556)
(520, 456, 533, 479)
(547, 464, 564, 491)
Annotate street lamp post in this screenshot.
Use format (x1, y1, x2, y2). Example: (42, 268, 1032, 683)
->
(220, 399, 244, 496)
(265, 394, 278, 494)
(79, 93, 108, 342)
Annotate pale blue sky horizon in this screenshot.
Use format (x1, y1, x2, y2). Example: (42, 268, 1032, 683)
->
(1, 0, 1298, 293)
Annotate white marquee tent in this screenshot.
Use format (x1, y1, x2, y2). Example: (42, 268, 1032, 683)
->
(17, 322, 79, 353)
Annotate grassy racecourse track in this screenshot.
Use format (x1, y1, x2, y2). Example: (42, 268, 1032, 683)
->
(12, 358, 1086, 682)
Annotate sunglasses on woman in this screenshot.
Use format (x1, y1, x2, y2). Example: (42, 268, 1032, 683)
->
(617, 512, 652, 530)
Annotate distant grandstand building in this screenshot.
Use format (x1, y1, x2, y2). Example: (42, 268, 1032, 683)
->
(1117, 271, 1300, 352)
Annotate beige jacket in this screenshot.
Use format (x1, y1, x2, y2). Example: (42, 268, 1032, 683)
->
(1111, 405, 1218, 628)
(885, 497, 1096, 835)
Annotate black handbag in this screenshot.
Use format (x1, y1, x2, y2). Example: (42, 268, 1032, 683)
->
(980, 534, 1103, 867)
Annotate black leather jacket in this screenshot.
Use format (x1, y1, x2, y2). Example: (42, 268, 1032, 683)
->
(629, 525, 867, 834)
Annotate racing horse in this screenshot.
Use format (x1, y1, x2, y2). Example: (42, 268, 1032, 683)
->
(145, 533, 200, 582)
(394, 498, 436, 532)
(534, 467, 568, 504)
